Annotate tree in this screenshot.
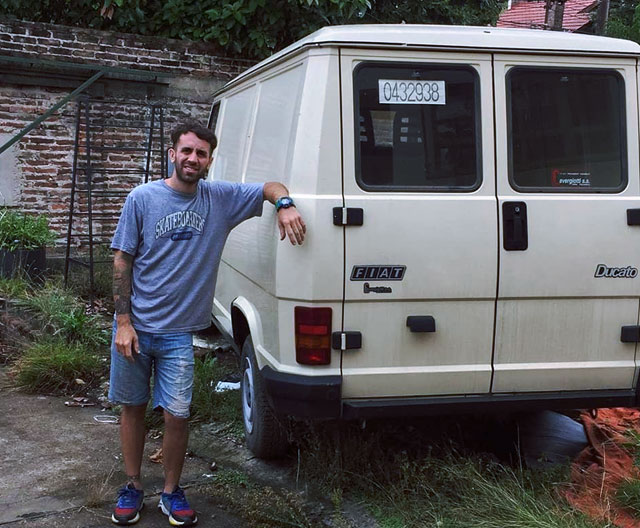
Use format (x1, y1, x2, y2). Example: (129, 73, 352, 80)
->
(0, 0, 505, 59)
(606, 0, 640, 42)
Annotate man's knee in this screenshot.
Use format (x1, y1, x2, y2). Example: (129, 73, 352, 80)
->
(121, 403, 147, 419)
(163, 408, 189, 429)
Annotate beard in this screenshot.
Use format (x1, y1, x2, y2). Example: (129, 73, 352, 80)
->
(175, 162, 208, 183)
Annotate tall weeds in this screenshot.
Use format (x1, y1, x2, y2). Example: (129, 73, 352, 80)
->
(293, 420, 598, 528)
(16, 282, 109, 348)
(15, 338, 106, 393)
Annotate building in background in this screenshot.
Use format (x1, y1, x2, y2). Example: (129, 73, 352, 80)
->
(497, 0, 597, 32)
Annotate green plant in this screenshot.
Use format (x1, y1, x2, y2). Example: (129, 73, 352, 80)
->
(15, 338, 106, 393)
(623, 429, 640, 469)
(0, 0, 505, 60)
(616, 478, 640, 516)
(292, 421, 597, 528)
(0, 276, 29, 298)
(191, 355, 243, 434)
(16, 281, 77, 317)
(0, 208, 56, 251)
(16, 282, 110, 348)
(208, 470, 316, 527)
(55, 306, 110, 347)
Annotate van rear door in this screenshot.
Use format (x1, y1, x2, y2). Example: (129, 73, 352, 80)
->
(339, 49, 498, 400)
(492, 55, 640, 393)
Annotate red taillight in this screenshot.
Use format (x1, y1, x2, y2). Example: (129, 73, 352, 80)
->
(295, 306, 332, 365)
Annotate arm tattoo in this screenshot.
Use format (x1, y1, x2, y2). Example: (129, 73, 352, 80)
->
(113, 251, 133, 316)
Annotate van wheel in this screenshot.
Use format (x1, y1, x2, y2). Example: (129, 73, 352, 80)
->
(241, 337, 288, 459)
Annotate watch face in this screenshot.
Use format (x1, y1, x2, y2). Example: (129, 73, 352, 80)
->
(277, 197, 294, 210)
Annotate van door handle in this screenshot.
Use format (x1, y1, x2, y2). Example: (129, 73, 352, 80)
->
(406, 316, 436, 333)
(627, 209, 640, 225)
(503, 202, 528, 251)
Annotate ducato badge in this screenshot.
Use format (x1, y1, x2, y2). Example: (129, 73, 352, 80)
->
(594, 264, 638, 278)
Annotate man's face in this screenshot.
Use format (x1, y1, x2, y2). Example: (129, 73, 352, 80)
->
(169, 132, 213, 184)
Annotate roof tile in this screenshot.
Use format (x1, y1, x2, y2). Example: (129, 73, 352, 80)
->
(497, 0, 596, 31)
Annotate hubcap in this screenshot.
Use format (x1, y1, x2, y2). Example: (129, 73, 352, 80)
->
(242, 356, 254, 434)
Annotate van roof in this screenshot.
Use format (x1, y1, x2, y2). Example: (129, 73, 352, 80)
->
(222, 24, 640, 91)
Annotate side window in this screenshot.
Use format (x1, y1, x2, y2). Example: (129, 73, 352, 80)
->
(208, 101, 221, 132)
(245, 65, 304, 186)
(212, 85, 257, 183)
(354, 63, 481, 191)
(508, 68, 626, 192)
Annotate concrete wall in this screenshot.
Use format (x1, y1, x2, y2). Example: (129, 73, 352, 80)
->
(0, 18, 254, 252)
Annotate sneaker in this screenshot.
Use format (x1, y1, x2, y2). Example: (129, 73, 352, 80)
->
(111, 483, 144, 525)
(158, 486, 198, 526)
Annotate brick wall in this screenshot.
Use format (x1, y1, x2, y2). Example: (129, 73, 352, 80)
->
(0, 18, 255, 254)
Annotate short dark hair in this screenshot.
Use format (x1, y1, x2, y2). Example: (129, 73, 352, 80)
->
(171, 121, 217, 153)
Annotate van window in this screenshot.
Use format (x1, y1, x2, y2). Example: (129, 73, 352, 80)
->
(212, 85, 257, 183)
(208, 102, 221, 132)
(354, 63, 481, 191)
(245, 65, 303, 186)
(508, 68, 626, 192)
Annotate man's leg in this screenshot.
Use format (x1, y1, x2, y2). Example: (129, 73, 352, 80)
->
(109, 325, 152, 525)
(162, 410, 189, 493)
(121, 403, 148, 489)
(153, 332, 198, 525)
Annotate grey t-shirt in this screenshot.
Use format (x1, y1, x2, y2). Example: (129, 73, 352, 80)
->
(111, 179, 264, 333)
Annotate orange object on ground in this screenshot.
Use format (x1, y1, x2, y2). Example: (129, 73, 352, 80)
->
(566, 408, 640, 527)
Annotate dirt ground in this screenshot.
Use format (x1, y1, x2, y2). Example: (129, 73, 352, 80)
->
(0, 365, 374, 528)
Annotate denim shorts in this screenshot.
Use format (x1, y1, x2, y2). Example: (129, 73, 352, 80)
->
(108, 322, 194, 418)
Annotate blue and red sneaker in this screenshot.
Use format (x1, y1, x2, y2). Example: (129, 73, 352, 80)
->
(111, 483, 144, 525)
(158, 486, 198, 526)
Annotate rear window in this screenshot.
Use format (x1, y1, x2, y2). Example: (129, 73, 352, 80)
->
(507, 68, 626, 192)
(354, 63, 481, 192)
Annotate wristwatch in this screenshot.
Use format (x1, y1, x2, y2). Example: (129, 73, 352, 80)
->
(275, 196, 295, 212)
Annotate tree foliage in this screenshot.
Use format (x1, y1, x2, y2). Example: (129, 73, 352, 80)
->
(607, 0, 640, 43)
(0, 0, 504, 59)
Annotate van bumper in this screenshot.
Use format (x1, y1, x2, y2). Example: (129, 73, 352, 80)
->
(261, 368, 638, 419)
(341, 389, 639, 419)
(261, 366, 342, 418)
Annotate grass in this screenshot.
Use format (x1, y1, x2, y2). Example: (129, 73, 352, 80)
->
(1, 276, 110, 390)
(623, 429, 640, 469)
(15, 281, 109, 348)
(14, 338, 107, 393)
(85, 468, 117, 508)
(190, 354, 243, 434)
(208, 468, 318, 528)
(616, 478, 640, 517)
(0, 276, 29, 298)
(617, 430, 640, 518)
(291, 420, 599, 528)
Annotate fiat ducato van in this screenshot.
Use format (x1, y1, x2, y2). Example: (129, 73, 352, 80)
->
(207, 25, 640, 458)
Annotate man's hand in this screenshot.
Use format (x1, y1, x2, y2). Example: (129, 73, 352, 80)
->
(277, 207, 306, 245)
(115, 319, 139, 362)
(264, 182, 307, 246)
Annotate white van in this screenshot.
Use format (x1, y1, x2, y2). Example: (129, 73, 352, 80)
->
(207, 25, 640, 458)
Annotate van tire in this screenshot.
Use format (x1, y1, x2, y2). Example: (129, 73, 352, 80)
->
(241, 337, 288, 459)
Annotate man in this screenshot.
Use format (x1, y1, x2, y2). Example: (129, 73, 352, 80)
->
(109, 121, 305, 526)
